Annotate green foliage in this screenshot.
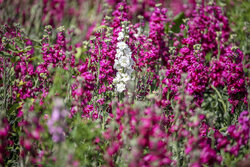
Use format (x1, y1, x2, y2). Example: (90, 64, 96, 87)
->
(222, 0, 250, 55)
(68, 115, 104, 166)
(171, 12, 185, 33)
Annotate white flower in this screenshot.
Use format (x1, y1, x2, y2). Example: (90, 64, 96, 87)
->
(117, 31, 124, 41)
(116, 82, 126, 93)
(113, 35, 135, 93)
(115, 49, 124, 59)
(117, 41, 128, 50)
(114, 59, 122, 70)
(121, 73, 130, 82)
(134, 27, 142, 38)
(126, 66, 134, 75)
(124, 47, 132, 58)
(113, 72, 122, 83)
(119, 56, 130, 68)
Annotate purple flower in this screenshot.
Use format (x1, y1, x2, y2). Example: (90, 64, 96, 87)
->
(47, 98, 68, 143)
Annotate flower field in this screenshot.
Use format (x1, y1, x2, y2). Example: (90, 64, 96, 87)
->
(0, 0, 249, 166)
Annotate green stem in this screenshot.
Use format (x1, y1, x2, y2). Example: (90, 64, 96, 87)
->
(217, 41, 221, 60)
(211, 85, 227, 114)
(3, 57, 7, 112)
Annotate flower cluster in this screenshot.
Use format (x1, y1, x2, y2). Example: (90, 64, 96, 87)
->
(210, 60, 227, 88)
(71, 69, 95, 117)
(221, 47, 247, 112)
(113, 29, 134, 93)
(103, 102, 172, 167)
(18, 105, 44, 166)
(47, 98, 68, 143)
(227, 111, 250, 156)
(186, 2, 230, 56)
(163, 42, 209, 107)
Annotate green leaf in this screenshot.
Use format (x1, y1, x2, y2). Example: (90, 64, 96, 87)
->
(6, 43, 18, 52)
(205, 52, 212, 63)
(7, 103, 20, 116)
(171, 12, 185, 33)
(0, 51, 12, 58)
